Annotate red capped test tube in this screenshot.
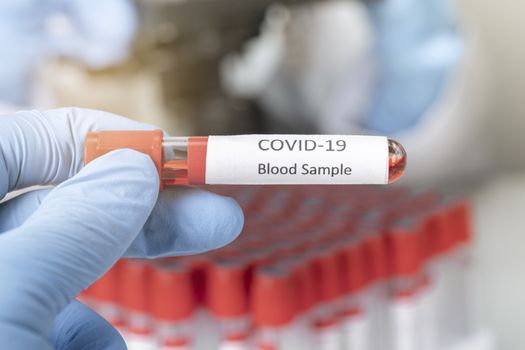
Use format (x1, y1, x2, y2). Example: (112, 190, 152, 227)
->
(252, 266, 298, 350)
(119, 260, 156, 349)
(88, 261, 124, 330)
(386, 219, 427, 350)
(206, 260, 251, 350)
(84, 131, 406, 188)
(150, 263, 196, 350)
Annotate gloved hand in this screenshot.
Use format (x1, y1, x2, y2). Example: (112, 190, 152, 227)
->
(0, 0, 137, 105)
(0, 108, 244, 349)
(364, 0, 463, 134)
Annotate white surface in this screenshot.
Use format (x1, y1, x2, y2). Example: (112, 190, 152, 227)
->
(205, 135, 388, 185)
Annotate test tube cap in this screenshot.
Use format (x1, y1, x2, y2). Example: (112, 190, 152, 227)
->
(120, 259, 152, 313)
(90, 260, 122, 303)
(151, 264, 196, 322)
(450, 200, 473, 245)
(206, 261, 249, 318)
(252, 267, 297, 327)
(291, 262, 317, 313)
(312, 250, 343, 302)
(361, 231, 388, 283)
(423, 207, 454, 258)
(339, 242, 366, 294)
(386, 220, 424, 277)
(84, 130, 164, 189)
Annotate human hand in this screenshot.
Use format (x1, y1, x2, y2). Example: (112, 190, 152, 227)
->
(0, 0, 137, 104)
(0, 108, 244, 349)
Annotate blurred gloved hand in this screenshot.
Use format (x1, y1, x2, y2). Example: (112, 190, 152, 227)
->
(0, 108, 244, 349)
(364, 0, 463, 134)
(0, 0, 137, 105)
(223, 0, 463, 135)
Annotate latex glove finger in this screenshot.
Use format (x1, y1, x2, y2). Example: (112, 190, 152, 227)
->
(0, 187, 244, 257)
(0, 150, 159, 349)
(50, 301, 126, 350)
(0, 108, 157, 199)
(0, 108, 244, 257)
(0, 189, 48, 233)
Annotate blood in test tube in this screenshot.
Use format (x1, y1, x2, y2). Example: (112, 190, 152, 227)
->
(84, 131, 407, 187)
(388, 139, 407, 183)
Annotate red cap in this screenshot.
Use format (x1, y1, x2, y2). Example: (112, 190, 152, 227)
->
(252, 267, 297, 327)
(450, 200, 472, 246)
(290, 262, 316, 313)
(120, 260, 152, 313)
(150, 264, 196, 322)
(90, 260, 122, 303)
(361, 232, 388, 283)
(423, 208, 453, 258)
(386, 220, 423, 277)
(186, 256, 211, 306)
(206, 261, 248, 318)
(84, 130, 164, 189)
(311, 251, 343, 303)
(339, 242, 366, 294)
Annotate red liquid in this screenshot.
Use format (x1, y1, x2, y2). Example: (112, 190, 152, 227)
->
(388, 139, 407, 183)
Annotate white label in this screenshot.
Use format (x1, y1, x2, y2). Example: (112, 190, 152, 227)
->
(205, 135, 389, 185)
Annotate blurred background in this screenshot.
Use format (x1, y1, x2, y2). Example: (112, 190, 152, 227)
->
(1, 0, 524, 349)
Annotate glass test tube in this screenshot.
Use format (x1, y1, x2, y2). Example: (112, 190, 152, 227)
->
(84, 131, 407, 188)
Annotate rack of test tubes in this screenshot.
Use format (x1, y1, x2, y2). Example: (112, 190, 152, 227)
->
(80, 186, 475, 350)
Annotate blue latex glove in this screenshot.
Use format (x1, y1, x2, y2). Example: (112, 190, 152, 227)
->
(0, 108, 244, 349)
(365, 0, 463, 134)
(0, 0, 137, 105)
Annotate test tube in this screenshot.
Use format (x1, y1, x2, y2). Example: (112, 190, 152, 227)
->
(359, 228, 390, 350)
(119, 260, 156, 350)
(150, 263, 196, 350)
(252, 266, 297, 350)
(422, 205, 458, 348)
(385, 219, 426, 350)
(445, 201, 474, 342)
(206, 260, 251, 350)
(310, 249, 344, 350)
(87, 261, 125, 331)
(337, 239, 370, 350)
(84, 131, 406, 188)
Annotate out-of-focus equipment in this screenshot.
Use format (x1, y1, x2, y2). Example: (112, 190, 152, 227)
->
(40, 0, 323, 135)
